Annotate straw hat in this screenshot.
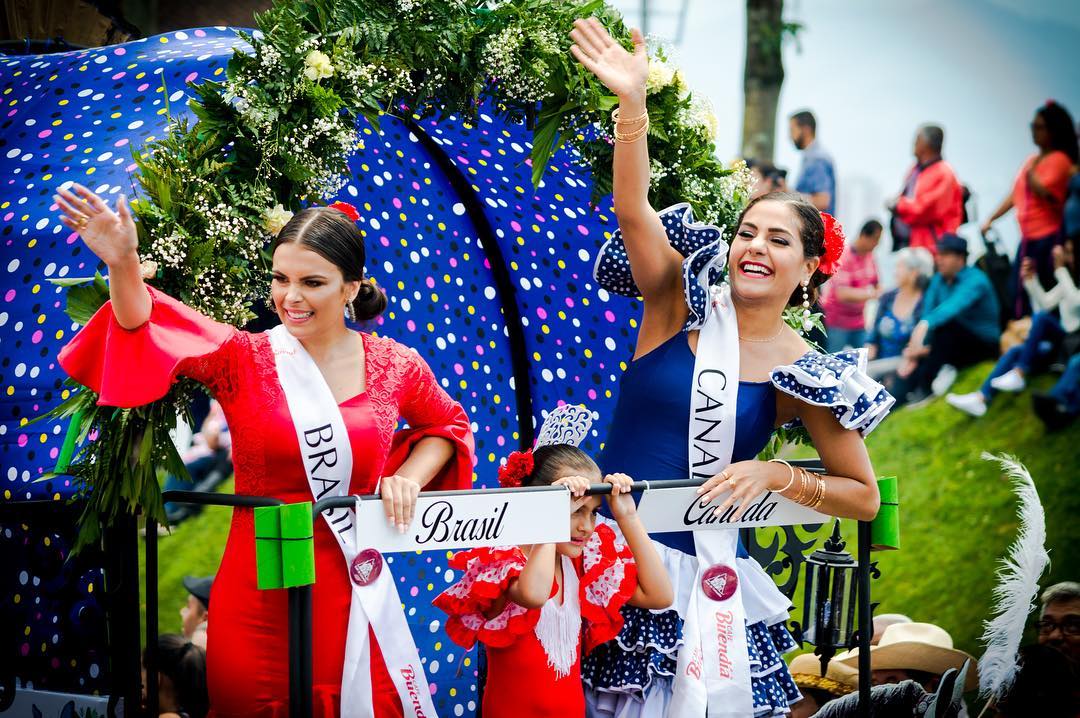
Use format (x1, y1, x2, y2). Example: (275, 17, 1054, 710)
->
(837, 622, 978, 691)
(789, 652, 859, 697)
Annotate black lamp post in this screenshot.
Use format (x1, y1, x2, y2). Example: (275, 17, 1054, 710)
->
(801, 520, 859, 676)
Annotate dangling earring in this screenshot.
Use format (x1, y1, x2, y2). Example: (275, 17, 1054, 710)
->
(801, 278, 813, 333)
(345, 299, 357, 323)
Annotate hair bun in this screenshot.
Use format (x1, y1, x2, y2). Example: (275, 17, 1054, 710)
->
(352, 278, 387, 321)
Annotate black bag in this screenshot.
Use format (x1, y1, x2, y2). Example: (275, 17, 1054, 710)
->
(976, 229, 1013, 329)
(889, 213, 911, 252)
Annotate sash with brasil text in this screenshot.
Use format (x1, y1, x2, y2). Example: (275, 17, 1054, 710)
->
(269, 325, 437, 718)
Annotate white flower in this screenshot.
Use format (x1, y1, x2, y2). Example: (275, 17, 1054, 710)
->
(303, 50, 334, 82)
(645, 59, 676, 93)
(264, 204, 294, 236)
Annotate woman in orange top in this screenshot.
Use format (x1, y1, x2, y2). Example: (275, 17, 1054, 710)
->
(982, 101, 1079, 318)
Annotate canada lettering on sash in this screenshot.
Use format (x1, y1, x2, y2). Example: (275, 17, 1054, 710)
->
(414, 500, 508, 546)
(691, 369, 729, 481)
(350, 548, 383, 587)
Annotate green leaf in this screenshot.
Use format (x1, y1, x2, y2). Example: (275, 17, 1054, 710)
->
(64, 272, 110, 325)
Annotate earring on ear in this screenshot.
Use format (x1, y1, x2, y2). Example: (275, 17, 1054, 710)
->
(801, 278, 812, 333)
(345, 299, 357, 323)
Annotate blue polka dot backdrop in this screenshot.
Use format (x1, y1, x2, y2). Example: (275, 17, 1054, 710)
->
(0, 28, 647, 710)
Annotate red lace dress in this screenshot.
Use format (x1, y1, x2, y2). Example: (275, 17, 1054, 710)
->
(58, 288, 475, 718)
(433, 524, 637, 718)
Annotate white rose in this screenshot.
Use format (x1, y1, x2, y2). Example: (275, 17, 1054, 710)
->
(645, 59, 676, 93)
(303, 50, 334, 82)
(264, 204, 294, 236)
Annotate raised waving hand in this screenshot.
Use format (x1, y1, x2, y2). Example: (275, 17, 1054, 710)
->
(569, 18, 648, 101)
(53, 183, 150, 329)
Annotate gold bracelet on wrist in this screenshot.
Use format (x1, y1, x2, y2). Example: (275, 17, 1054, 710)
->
(613, 120, 650, 143)
(611, 107, 649, 125)
(802, 473, 823, 507)
(791, 467, 809, 504)
(811, 477, 827, 509)
(767, 459, 797, 494)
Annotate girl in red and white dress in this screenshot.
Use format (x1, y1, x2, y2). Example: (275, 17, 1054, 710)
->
(433, 408, 673, 718)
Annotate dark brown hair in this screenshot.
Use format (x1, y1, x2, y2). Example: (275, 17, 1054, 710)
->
(146, 634, 209, 718)
(272, 206, 387, 321)
(734, 191, 828, 306)
(522, 445, 600, 488)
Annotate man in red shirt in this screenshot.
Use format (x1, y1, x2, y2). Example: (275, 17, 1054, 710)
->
(888, 125, 964, 254)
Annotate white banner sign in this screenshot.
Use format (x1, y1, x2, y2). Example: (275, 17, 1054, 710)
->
(637, 487, 828, 532)
(355, 487, 571, 553)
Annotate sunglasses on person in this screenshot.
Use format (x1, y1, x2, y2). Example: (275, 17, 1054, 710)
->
(1036, 618, 1080, 636)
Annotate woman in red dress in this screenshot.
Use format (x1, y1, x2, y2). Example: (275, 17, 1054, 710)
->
(54, 184, 475, 718)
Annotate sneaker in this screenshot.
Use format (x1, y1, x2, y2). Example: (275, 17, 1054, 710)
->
(989, 368, 1026, 393)
(931, 364, 958, 396)
(946, 391, 988, 417)
(1032, 392, 1076, 432)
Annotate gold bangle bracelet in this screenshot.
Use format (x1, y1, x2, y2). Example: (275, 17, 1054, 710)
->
(791, 467, 809, 504)
(768, 459, 797, 494)
(611, 107, 649, 125)
(804, 475, 824, 508)
(613, 121, 650, 143)
(811, 478, 827, 509)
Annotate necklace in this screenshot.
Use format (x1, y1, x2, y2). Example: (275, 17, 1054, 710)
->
(739, 322, 786, 343)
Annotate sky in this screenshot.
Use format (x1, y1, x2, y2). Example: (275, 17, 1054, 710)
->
(611, 0, 1080, 283)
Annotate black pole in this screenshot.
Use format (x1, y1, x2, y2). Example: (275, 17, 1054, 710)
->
(288, 588, 302, 718)
(145, 515, 159, 718)
(857, 520, 873, 717)
(103, 511, 142, 718)
(298, 584, 314, 718)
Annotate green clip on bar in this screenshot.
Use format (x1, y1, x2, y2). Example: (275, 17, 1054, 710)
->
(870, 477, 900, 551)
(255, 502, 316, 589)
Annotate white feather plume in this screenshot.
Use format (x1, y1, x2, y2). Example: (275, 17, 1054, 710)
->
(977, 452, 1050, 700)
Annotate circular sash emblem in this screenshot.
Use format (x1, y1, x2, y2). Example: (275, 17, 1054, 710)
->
(701, 564, 738, 602)
(350, 548, 383, 587)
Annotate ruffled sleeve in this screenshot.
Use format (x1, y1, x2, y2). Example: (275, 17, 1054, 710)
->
(384, 344, 475, 492)
(433, 546, 553, 650)
(577, 523, 638, 654)
(592, 203, 729, 330)
(57, 286, 235, 408)
(770, 348, 895, 436)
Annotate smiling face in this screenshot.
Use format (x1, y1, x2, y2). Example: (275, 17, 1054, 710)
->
(271, 241, 359, 339)
(728, 199, 819, 307)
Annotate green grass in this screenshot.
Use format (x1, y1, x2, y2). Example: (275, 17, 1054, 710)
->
(139, 478, 234, 637)
(141, 363, 1080, 658)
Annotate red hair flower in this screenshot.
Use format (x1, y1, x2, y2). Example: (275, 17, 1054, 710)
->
(497, 449, 534, 488)
(328, 201, 360, 222)
(817, 212, 845, 276)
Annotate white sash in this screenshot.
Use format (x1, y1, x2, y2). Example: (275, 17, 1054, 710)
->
(269, 325, 437, 718)
(669, 285, 755, 717)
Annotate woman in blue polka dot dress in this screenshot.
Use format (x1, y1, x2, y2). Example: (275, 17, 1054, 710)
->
(570, 17, 894, 718)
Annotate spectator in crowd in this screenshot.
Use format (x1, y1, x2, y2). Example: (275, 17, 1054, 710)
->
(789, 109, 836, 214)
(981, 101, 1079, 318)
(865, 248, 934, 400)
(1032, 352, 1080, 430)
(838, 622, 977, 695)
(142, 634, 209, 718)
(746, 158, 788, 198)
(787, 652, 857, 718)
(180, 575, 212, 650)
(821, 219, 882, 352)
(947, 240, 1079, 417)
(896, 234, 1001, 402)
(164, 400, 232, 524)
(872, 613, 914, 646)
(1037, 582, 1080, 663)
(887, 124, 964, 254)
(994, 644, 1080, 717)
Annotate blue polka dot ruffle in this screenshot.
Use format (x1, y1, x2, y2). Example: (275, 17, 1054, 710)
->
(592, 203, 728, 329)
(771, 348, 895, 436)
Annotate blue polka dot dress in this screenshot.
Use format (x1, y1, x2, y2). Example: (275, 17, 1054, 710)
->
(583, 205, 895, 717)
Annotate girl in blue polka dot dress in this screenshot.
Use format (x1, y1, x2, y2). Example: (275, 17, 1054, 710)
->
(570, 16, 895, 717)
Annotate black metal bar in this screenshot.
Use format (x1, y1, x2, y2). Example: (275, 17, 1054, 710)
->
(288, 588, 302, 718)
(298, 585, 314, 718)
(858, 520, 873, 717)
(103, 512, 142, 718)
(161, 490, 285, 508)
(146, 515, 159, 718)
